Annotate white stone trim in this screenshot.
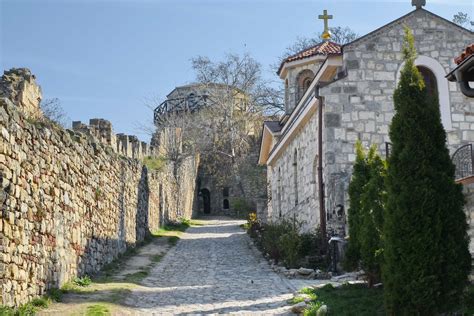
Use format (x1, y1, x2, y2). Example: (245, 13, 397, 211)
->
(396, 55, 452, 130)
(267, 98, 318, 166)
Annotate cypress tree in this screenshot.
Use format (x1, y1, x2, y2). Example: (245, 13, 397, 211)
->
(383, 27, 471, 314)
(359, 146, 386, 287)
(344, 141, 370, 270)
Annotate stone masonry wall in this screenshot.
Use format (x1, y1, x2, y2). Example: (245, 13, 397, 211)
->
(266, 112, 321, 232)
(0, 69, 199, 307)
(320, 10, 474, 237)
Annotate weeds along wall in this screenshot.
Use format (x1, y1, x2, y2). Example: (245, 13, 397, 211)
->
(0, 68, 199, 307)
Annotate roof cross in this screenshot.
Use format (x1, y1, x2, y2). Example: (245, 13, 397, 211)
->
(318, 9, 333, 41)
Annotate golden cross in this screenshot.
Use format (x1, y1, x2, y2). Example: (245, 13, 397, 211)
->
(318, 9, 333, 41)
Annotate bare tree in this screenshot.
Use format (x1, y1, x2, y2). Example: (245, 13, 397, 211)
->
(40, 98, 69, 127)
(453, 12, 474, 30)
(150, 54, 275, 195)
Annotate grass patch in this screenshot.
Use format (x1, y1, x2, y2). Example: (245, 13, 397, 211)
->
(85, 304, 110, 316)
(289, 287, 317, 305)
(303, 283, 384, 316)
(73, 275, 92, 287)
(167, 236, 180, 246)
(123, 268, 150, 283)
(107, 288, 132, 304)
(47, 288, 64, 302)
(303, 283, 474, 315)
(152, 218, 191, 243)
(189, 219, 205, 226)
(0, 303, 38, 316)
(151, 254, 164, 263)
(143, 156, 166, 172)
(30, 297, 50, 308)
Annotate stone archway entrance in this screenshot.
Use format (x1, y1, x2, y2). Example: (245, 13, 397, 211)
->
(201, 189, 211, 214)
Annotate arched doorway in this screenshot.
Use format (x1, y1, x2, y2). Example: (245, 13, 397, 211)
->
(201, 189, 211, 214)
(223, 199, 230, 210)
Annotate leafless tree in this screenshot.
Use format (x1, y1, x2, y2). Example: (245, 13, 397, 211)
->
(453, 12, 474, 31)
(40, 98, 69, 127)
(150, 53, 276, 194)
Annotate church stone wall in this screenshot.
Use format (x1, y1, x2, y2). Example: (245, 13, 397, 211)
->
(0, 69, 198, 307)
(320, 10, 474, 237)
(267, 113, 320, 232)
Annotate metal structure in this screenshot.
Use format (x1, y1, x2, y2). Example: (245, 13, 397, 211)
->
(153, 94, 210, 124)
(385, 142, 474, 181)
(452, 144, 474, 180)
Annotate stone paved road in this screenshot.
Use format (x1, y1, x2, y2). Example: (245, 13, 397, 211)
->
(124, 218, 295, 315)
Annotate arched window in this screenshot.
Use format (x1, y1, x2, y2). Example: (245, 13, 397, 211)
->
(417, 66, 438, 98)
(223, 199, 229, 209)
(278, 167, 282, 218)
(396, 55, 451, 130)
(296, 69, 315, 102)
(293, 150, 298, 205)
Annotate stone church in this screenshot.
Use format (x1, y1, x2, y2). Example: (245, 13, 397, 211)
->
(258, 3, 474, 257)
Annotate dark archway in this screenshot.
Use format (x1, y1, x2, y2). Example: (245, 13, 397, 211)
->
(201, 189, 211, 214)
(223, 199, 230, 210)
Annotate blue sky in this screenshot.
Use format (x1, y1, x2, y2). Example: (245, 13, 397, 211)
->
(1, 0, 472, 140)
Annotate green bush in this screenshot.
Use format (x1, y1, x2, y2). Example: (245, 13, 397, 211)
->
(359, 147, 385, 287)
(251, 220, 327, 269)
(73, 275, 92, 287)
(383, 27, 471, 314)
(346, 143, 386, 286)
(344, 141, 370, 271)
(143, 156, 166, 172)
(279, 228, 301, 268)
(260, 221, 291, 263)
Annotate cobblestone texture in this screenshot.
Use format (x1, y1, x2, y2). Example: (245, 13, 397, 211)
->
(125, 218, 294, 315)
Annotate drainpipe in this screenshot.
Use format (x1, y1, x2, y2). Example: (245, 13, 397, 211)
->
(460, 81, 474, 98)
(315, 85, 327, 252)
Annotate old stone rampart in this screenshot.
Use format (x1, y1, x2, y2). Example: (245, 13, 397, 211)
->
(0, 68, 198, 307)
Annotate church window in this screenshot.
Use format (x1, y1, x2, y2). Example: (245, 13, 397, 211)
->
(417, 66, 438, 98)
(285, 79, 289, 108)
(293, 150, 299, 205)
(223, 199, 230, 209)
(296, 69, 315, 102)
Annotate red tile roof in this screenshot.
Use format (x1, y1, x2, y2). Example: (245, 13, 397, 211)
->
(455, 43, 474, 65)
(278, 41, 342, 75)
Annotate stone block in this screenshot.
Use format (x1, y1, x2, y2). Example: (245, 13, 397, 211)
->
(346, 60, 359, 70)
(374, 71, 395, 81)
(462, 131, 474, 142)
(325, 113, 341, 128)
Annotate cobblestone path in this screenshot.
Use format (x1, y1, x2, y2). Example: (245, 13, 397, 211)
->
(124, 218, 294, 315)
